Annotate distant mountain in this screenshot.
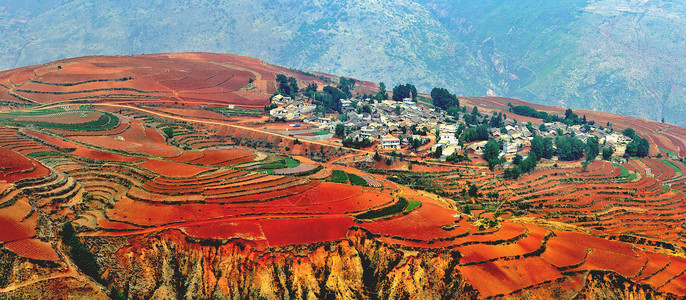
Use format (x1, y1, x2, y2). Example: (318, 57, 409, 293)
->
(0, 0, 683, 125)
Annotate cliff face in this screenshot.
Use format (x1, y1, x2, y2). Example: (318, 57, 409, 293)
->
(0, 229, 676, 299)
(80, 229, 672, 300)
(91, 230, 476, 300)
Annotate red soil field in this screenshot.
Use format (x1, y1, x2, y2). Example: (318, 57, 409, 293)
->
(4, 238, 59, 261)
(0, 53, 291, 108)
(181, 220, 266, 242)
(459, 257, 563, 298)
(0, 198, 36, 242)
(167, 150, 205, 162)
(137, 159, 212, 177)
(12, 111, 102, 124)
(190, 149, 254, 166)
(71, 119, 180, 157)
(22, 129, 79, 150)
(0, 147, 37, 182)
(71, 147, 145, 162)
(361, 201, 465, 241)
(0, 147, 50, 183)
(259, 217, 355, 247)
(152, 107, 230, 121)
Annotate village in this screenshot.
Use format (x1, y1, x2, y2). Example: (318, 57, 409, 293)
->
(267, 92, 638, 167)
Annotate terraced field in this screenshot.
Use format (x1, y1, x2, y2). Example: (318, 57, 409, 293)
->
(0, 54, 685, 299)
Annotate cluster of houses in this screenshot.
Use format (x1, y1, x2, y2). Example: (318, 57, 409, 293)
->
(268, 94, 635, 162)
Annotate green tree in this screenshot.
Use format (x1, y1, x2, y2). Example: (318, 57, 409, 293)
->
(483, 139, 501, 171)
(468, 184, 479, 198)
(163, 126, 174, 139)
(376, 82, 388, 100)
(433, 145, 443, 158)
(601, 147, 614, 160)
(335, 123, 345, 138)
(276, 74, 298, 96)
(622, 127, 636, 138)
(392, 83, 417, 101)
(430, 87, 459, 110)
(542, 137, 554, 159)
(585, 136, 600, 162)
(519, 155, 537, 173)
(555, 135, 586, 161)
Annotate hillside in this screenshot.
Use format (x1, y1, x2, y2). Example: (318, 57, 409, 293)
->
(0, 54, 686, 299)
(0, 0, 683, 125)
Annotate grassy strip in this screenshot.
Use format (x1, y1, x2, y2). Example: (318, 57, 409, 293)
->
(15, 87, 163, 95)
(661, 159, 683, 176)
(404, 200, 421, 213)
(659, 147, 677, 158)
(0, 108, 64, 117)
(614, 164, 629, 178)
(285, 158, 300, 168)
(313, 131, 330, 135)
(27, 151, 62, 158)
(0, 111, 120, 131)
(211, 107, 262, 116)
(348, 173, 368, 186)
(356, 197, 409, 220)
(330, 170, 349, 184)
(29, 77, 131, 87)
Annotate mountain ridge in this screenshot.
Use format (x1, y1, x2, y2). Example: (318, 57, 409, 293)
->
(0, 0, 683, 125)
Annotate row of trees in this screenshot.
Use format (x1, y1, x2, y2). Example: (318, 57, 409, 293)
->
(509, 104, 594, 127)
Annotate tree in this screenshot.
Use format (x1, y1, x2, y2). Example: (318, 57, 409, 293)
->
(471, 106, 481, 117)
(526, 122, 534, 133)
(338, 77, 356, 97)
(335, 123, 345, 138)
(163, 126, 174, 139)
(490, 113, 503, 128)
(376, 82, 388, 100)
(602, 147, 614, 160)
(503, 165, 522, 180)
(433, 145, 443, 159)
(585, 136, 600, 162)
(276, 74, 298, 96)
(468, 184, 479, 198)
(530, 136, 553, 160)
(626, 137, 649, 158)
(392, 83, 417, 101)
(519, 155, 537, 173)
(373, 151, 382, 161)
(622, 127, 636, 138)
(363, 104, 372, 114)
(483, 139, 501, 171)
(542, 137, 554, 159)
(482, 139, 501, 162)
(539, 123, 548, 132)
(513, 154, 523, 165)
(555, 135, 585, 161)
(288, 76, 298, 94)
(430, 87, 459, 110)
(342, 137, 372, 149)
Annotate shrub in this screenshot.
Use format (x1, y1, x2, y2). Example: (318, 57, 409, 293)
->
(61, 222, 100, 282)
(356, 197, 409, 220)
